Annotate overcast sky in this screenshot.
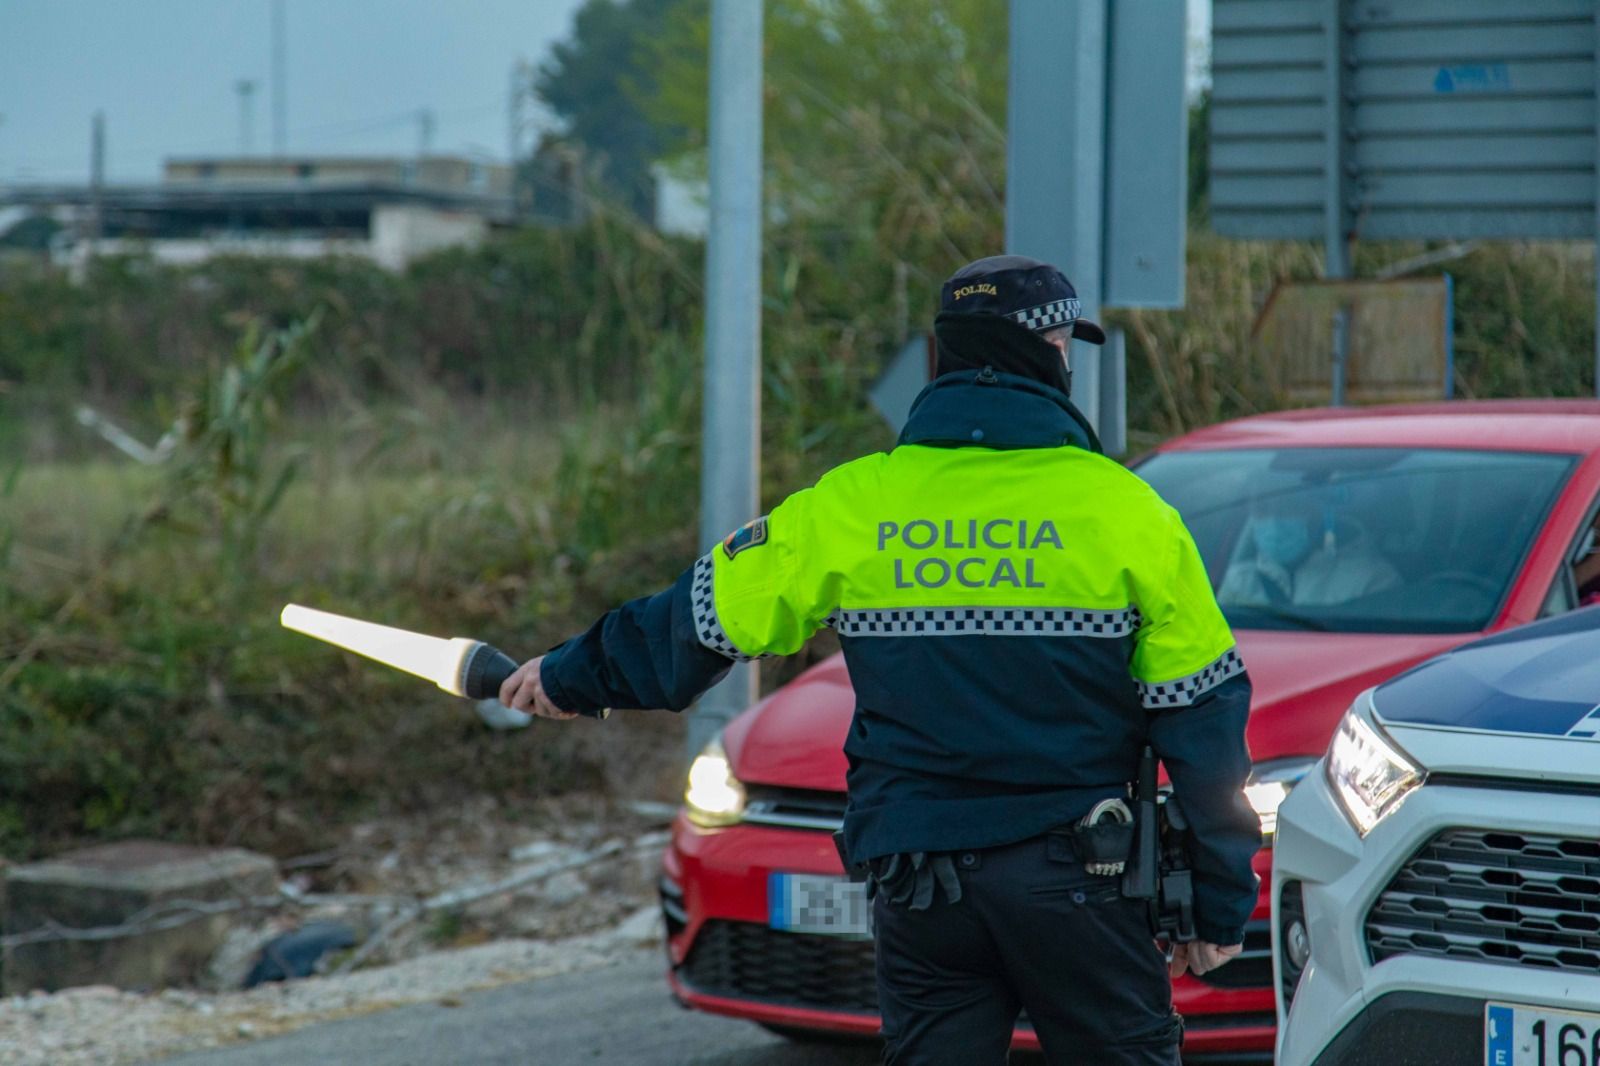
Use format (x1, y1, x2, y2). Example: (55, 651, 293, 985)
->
(0, 0, 1211, 185)
(0, 0, 587, 182)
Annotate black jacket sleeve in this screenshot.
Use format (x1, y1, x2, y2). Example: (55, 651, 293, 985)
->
(1147, 671, 1260, 946)
(537, 563, 735, 715)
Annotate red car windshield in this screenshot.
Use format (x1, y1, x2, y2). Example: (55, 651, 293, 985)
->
(1136, 448, 1575, 634)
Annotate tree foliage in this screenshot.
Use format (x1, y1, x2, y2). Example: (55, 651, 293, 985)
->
(649, 0, 1007, 270)
(535, 0, 697, 218)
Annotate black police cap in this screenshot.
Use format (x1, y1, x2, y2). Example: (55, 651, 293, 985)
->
(939, 255, 1107, 345)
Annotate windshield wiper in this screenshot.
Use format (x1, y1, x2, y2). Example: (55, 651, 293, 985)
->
(1225, 604, 1333, 632)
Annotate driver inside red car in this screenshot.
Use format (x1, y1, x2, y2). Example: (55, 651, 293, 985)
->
(1220, 496, 1400, 608)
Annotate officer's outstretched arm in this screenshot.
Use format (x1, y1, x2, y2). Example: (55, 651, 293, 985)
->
(534, 491, 832, 717)
(1131, 507, 1261, 947)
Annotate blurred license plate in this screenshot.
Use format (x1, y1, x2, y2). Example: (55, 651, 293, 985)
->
(768, 873, 871, 938)
(1487, 1002, 1600, 1065)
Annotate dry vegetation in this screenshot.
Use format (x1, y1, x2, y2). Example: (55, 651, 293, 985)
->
(2, 216, 1595, 864)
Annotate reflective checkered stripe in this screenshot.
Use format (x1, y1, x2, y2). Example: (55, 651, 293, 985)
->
(691, 553, 767, 662)
(828, 606, 1139, 638)
(1136, 648, 1245, 709)
(1009, 298, 1080, 332)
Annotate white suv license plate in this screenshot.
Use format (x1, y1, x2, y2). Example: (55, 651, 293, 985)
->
(1487, 1002, 1600, 1065)
(768, 873, 871, 939)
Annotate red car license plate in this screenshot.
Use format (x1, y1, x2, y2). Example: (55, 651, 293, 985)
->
(768, 873, 871, 939)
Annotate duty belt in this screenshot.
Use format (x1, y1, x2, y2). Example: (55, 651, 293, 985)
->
(832, 832, 962, 911)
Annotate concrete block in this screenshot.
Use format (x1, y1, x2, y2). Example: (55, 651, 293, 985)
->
(2, 840, 277, 993)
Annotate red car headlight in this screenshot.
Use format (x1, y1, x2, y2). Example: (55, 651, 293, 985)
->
(685, 733, 747, 828)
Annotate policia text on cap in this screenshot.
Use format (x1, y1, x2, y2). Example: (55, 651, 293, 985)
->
(501, 256, 1259, 1066)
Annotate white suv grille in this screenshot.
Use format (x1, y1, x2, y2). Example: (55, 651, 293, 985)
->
(1367, 828, 1600, 973)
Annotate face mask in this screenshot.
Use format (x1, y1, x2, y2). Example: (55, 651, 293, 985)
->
(1252, 517, 1312, 568)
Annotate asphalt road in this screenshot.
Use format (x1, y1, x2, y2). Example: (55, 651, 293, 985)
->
(158, 949, 881, 1066)
(159, 949, 1266, 1066)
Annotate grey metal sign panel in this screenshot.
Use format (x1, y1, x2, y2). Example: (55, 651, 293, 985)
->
(1213, 0, 1320, 32)
(1211, 104, 1325, 138)
(1210, 138, 1323, 172)
(1213, 174, 1324, 209)
(1103, 0, 1187, 309)
(1359, 209, 1595, 241)
(1209, 0, 1325, 241)
(869, 336, 933, 434)
(1356, 134, 1596, 171)
(1342, 0, 1591, 24)
(1351, 25, 1587, 63)
(1210, 0, 1600, 243)
(1364, 171, 1593, 207)
(1354, 60, 1593, 99)
(1007, 0, 1106, 426)
(1213, 67, 1324, 101)
(1358, 98, 1594, 135)
(1211, 211, 1324, 239)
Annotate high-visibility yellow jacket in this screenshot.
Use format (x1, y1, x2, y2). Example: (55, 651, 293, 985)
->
(543, 369, 1259, 944)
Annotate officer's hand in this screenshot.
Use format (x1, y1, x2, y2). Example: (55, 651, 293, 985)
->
(1167, 941, 1242, 978)
(500, 656, 578, 721)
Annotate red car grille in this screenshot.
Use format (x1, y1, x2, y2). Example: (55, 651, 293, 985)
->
(679, 919, 879, 1013)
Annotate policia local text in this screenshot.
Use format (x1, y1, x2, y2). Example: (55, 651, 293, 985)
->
(879, 518, 1063, 589)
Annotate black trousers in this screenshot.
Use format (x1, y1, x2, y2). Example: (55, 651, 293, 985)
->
(872, 833, 1182, 1066)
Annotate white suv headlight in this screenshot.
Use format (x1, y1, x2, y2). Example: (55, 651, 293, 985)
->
(1244, 758, 1319, 839)
(684, 734, 747, 828)
(1326, 702, 1424, 836)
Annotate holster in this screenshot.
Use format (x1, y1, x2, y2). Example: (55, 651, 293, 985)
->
(1155, 799, 1198, 942)
(1157, 866, 1197, 943)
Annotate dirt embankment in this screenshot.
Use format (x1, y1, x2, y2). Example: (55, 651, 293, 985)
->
(0, 798, 673, 1066)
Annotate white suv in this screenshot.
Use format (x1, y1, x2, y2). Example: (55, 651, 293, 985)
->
(1273, 608, 1600, 1066)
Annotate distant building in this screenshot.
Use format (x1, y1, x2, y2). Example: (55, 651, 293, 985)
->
(162, 155, 513, 198)
(0, 155, 517, 273)
(652, 160, 708, 239)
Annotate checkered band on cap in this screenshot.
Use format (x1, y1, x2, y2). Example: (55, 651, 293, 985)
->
(827, 606, 1140, 638)
(1008, 298, 1081, 333)
(691, 553, 767, 662)
(1136, 648, 1246, 709)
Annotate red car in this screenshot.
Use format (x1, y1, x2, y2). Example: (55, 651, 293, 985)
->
(659, 400, 1600, 1057)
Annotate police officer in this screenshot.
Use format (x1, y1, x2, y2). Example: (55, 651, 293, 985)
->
(500, 255, 1260, 1066)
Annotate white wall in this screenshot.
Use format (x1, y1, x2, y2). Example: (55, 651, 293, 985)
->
(370, 204, 487, 270)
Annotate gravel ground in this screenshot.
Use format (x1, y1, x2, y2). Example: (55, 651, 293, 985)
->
(1, 913, 663, 1065)
(0, 798, 675, 1066)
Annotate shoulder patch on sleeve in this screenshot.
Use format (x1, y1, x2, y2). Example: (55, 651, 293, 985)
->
(721, 516, 770, 560)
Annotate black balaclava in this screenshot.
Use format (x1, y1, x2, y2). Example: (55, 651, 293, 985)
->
(934, 311, 1075, 396)
(933, 254, 1107, 397)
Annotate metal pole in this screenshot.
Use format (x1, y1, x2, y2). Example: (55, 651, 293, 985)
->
(1099, 328, 1127, 455)
(417, 109, 435, 159)
(88, 111, 105, 257)
(1331, 305, 1350, 406)
(689, 0, 763, 762)
(1006, 0, 1107, 428)
(235, 80, 256, 154)
(1322, 0, 1352, 279)
(271, 0, 287, 157)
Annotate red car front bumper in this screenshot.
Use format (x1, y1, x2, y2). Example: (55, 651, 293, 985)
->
(661, 813, 1276, 1056)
